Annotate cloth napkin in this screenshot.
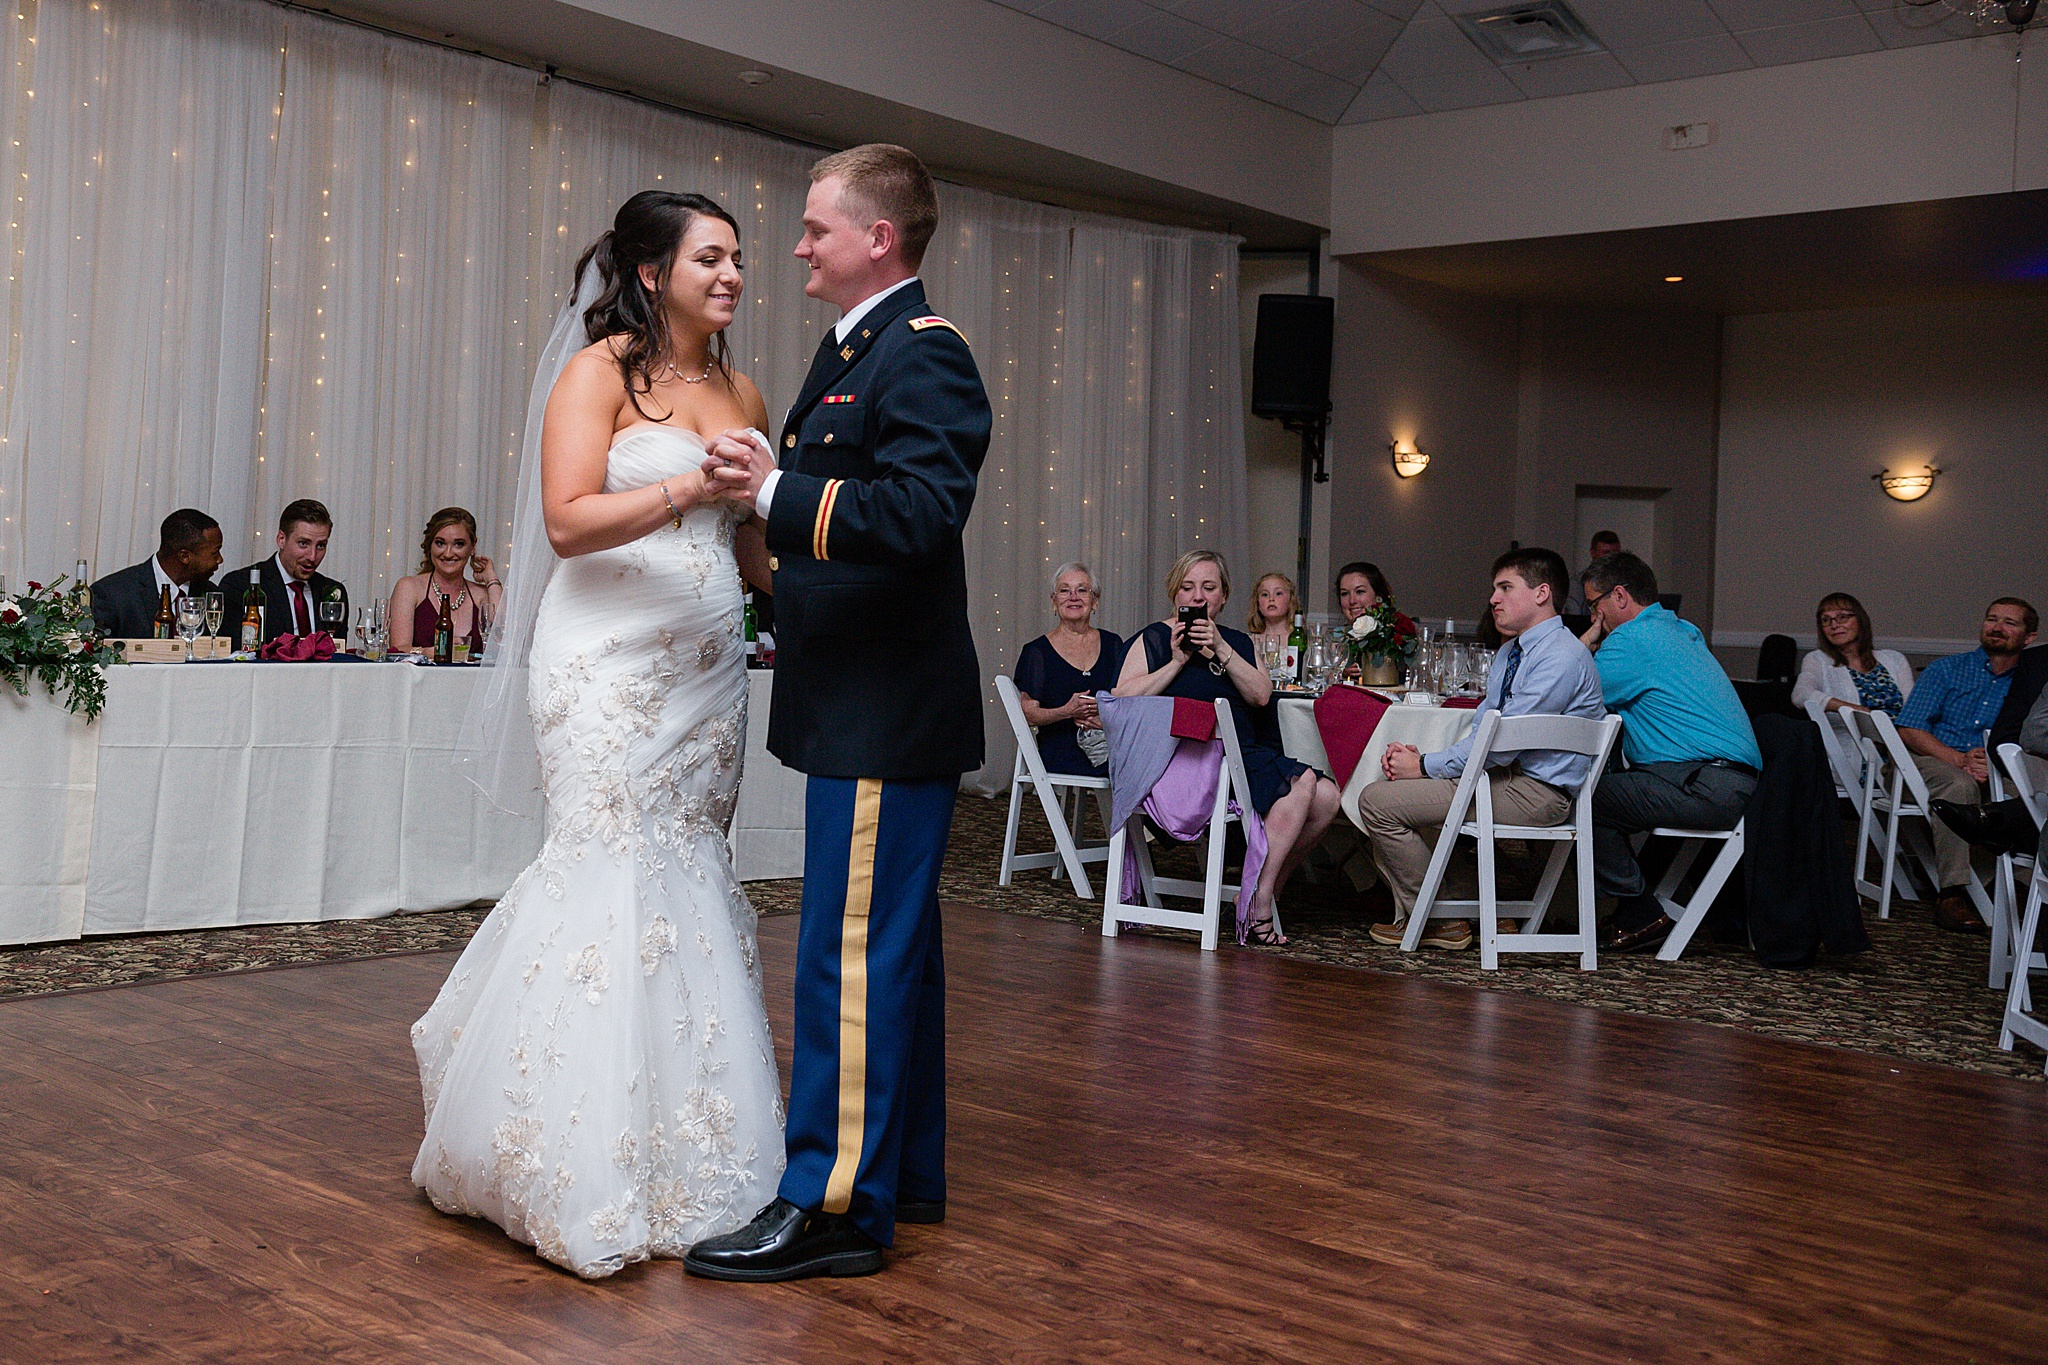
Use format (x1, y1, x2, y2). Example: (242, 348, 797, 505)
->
(1310, 683, 1392, 787)
(259, 631, 337, 661)
(1169, 696, 1218, 742)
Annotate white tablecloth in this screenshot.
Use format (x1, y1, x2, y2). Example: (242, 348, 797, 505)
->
(0, 661, 805, 945)
(1275, 695, 1476, 831)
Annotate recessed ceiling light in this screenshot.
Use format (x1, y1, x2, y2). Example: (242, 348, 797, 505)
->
(1664, 275, 1684, 282)
(737, 69, 772, 86)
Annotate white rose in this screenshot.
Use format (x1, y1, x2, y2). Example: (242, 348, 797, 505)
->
(1350, 616, 1379, 640)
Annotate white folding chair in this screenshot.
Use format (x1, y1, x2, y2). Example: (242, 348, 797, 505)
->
(1404, 711, 1624, 971)
(1648, 819, 1747, 962)
(1849, 709, 1991, 924)
(994, 675, 1111, 899)
(1805, 695, 1895, 889)
(1100, 699, 1262, 952)
(1993, 742, 2046, 1008)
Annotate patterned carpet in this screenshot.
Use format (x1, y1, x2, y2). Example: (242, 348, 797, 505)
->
(4, 792, 2041, 1083)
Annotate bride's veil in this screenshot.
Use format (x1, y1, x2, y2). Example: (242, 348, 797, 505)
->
(455, 259, 604, 814)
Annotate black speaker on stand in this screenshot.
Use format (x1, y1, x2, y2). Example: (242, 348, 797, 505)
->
(1250, 292, 1333, 598)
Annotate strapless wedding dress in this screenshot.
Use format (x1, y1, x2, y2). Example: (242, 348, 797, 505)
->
(411, 424, 784, 1278)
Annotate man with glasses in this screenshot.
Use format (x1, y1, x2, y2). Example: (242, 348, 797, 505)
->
(1577, 553, 1761, 954)
(1897, 598, 2039, 932)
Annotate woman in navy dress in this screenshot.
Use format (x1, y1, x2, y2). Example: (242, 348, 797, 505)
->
(1114, 550, 1341, 945)
(1013, 562, 1123, 776)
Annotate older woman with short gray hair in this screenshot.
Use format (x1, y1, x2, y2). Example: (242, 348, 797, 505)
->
(1013, 561, 1124, 776)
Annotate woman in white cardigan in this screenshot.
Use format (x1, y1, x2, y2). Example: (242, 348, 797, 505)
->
(1791, 592, 1914, 715)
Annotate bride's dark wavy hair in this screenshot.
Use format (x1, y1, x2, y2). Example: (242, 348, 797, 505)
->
(574, 190, 742, 420)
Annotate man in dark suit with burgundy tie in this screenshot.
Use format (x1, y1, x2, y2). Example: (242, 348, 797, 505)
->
(218, 499, 350, 648)
(686, 144, 990, 1283)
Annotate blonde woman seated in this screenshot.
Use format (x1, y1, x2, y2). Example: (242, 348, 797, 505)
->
(1014, 562, 1123, 776)
(1791, 592, 1914, 716)
(388, 507, 504, 656)
(1115, 549, 1340, 945)
(1245, 572, 1300, 662)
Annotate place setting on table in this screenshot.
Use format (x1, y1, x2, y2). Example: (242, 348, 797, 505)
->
(1270, 617, 1495, 829)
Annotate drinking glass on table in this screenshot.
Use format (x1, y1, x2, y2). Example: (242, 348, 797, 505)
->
(317, 598, 346, 641)
(203, 590, 224, 641)
(175, 596, 206, 660)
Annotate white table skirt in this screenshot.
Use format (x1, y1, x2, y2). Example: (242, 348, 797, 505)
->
(1275, 695, 1477, 832)
(0, 660, 805, 945)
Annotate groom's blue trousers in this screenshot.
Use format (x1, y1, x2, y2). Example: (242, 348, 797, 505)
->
(779, 774, 952, 1246)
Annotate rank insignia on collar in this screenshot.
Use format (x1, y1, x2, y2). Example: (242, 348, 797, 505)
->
(821, 393, 856, 404)
(908, 316, 967, 342)
(840, 345, 855, 360)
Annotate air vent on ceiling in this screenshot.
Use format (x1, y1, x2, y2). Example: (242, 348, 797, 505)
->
(1453, 1, 1604, 65)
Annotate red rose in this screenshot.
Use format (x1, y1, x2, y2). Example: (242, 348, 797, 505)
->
(26, 580, 41, 592)
(1394, 612, 1417, 638)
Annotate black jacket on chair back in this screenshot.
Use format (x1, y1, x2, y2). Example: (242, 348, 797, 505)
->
(762, 280, 990, 781)
(1745, 712, 1869, 967)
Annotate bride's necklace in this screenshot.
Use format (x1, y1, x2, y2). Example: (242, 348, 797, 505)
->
(660, 353, 714, 385)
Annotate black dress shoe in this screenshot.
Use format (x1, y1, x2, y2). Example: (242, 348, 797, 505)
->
(1933, 798, 2042, 857)
(683, 1198, 883, 1282)
(896, 1198, 945, 1225)
(1600, 914, 1676, 954)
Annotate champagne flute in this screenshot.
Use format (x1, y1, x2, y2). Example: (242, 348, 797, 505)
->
(175, 596, 206, 661)
(204, 590, 224, 641)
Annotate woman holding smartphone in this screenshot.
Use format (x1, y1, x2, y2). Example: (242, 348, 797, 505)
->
(1115, 549, 1340, 945)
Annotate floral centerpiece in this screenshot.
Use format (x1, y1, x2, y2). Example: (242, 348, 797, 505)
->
(1345, 599, 1418, 686)
(0, 574, 122, 720)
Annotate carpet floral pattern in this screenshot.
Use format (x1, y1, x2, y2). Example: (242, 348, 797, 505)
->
(4, 793, 2039, 1083)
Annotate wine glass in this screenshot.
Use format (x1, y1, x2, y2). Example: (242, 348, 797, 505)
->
(175, 596, 206, 660)
(203, 590, 224, 641)
(317, 598, 346, 642)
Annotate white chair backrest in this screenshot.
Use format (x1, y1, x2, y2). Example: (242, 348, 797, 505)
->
(1852, 708, 1930, 808)
(2000, 742, 2048, 828)
(994, 675, 1052, 788)
(1212, 699, 1256, 816)
(1459, 710, 1624, 830)
(1804, 695, 1863, 799)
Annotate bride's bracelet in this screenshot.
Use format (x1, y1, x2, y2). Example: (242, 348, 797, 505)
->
(659, 480, 683, 530)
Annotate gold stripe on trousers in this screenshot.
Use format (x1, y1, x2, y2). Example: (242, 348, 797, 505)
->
(822, 777, 882, 1214)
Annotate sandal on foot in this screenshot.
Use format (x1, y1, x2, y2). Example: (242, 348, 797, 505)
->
(1245, 917, 1288, 947)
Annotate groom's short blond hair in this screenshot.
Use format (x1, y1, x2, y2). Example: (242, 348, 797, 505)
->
(810, 143, 938, 269)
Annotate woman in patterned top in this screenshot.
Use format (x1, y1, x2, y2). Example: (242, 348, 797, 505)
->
(1791, 592, 1915, 716)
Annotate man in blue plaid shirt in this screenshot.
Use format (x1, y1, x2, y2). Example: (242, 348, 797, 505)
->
(1897, 597, 2038, 932)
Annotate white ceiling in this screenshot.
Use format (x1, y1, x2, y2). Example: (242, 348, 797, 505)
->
(984, 0, 2001, 124)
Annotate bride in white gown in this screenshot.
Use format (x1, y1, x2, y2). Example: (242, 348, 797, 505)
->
(412, 192, 784, 1278)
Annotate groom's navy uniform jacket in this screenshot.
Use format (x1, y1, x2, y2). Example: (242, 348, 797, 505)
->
(763, 280, 988, 779)
(762, 277, 990, 1246)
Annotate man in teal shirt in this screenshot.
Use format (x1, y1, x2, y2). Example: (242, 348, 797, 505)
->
(1577, 554, 1760, 953)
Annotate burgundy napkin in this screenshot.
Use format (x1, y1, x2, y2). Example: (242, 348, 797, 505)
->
(259, 631, 337, 661)
(1169, 696, 1218, 742)
(1311, 684, 1393, 787)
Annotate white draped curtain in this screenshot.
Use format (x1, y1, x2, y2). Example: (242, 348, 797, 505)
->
(0, 0, 1247, 789)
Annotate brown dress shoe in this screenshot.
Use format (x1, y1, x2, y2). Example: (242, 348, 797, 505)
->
(1934, 890, 1984, 934)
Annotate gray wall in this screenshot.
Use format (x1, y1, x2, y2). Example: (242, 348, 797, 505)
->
(1327, 263, 1723, 629)
(1716, 295, 2048, 651)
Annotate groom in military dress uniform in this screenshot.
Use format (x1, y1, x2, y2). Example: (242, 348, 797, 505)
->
(686, 144, 991, 1282)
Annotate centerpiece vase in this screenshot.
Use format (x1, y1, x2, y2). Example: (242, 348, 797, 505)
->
(1361, 655, 1403, 687)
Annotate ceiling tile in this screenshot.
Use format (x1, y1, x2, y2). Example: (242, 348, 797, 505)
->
(1361, 0, 1427, 18)
(1339, 70, 1426, 120)
(1277, 67, 1366, 120)
(1862, 3, 1988, 45)
(1565, 0, 1730, 49)
(1111, 8, 1223, 61)
(1379, 14, 1493, 79)
(1031, 0, 1158, 40)
(1299, 21, 1407, 81)
(1502, 50, 1637, 98)
(1708, 0, 1862, 30)
(1175, 32, 1316, 88)
(1613, 32, 1755, 82)
(1397, 63, 1527, 111)
(1164, 0, 1281, 39)
(1735, 12, 1882, 63)
(1241, 0, 1404, 61)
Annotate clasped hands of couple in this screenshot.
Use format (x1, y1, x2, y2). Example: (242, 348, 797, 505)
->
(684, 427, 776, 509)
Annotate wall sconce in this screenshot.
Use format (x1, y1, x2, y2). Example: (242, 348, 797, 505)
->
(1873, 465, 1940, 502)
(1389, 440, 1430, 478)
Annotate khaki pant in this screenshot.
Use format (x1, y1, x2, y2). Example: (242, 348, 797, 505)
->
(1357, 768, 1572, 918)
(1913, 754, 1985, 890)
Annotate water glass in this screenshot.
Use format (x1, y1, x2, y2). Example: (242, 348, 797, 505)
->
(175, 596, 206, 660)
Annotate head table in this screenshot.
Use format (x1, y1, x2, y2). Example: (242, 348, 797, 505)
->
(0, 662, 801, 946)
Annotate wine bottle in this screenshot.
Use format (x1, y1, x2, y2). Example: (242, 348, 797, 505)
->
(1286, 612, 1305, 682)
(240, 568, 264, 652)
(433, 590, 454, 664)
(743, 594, 759, 669)
(153, 585, 174, 640)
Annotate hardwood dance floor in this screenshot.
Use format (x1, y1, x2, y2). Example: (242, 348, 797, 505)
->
(3, 906, 2044, 1364)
